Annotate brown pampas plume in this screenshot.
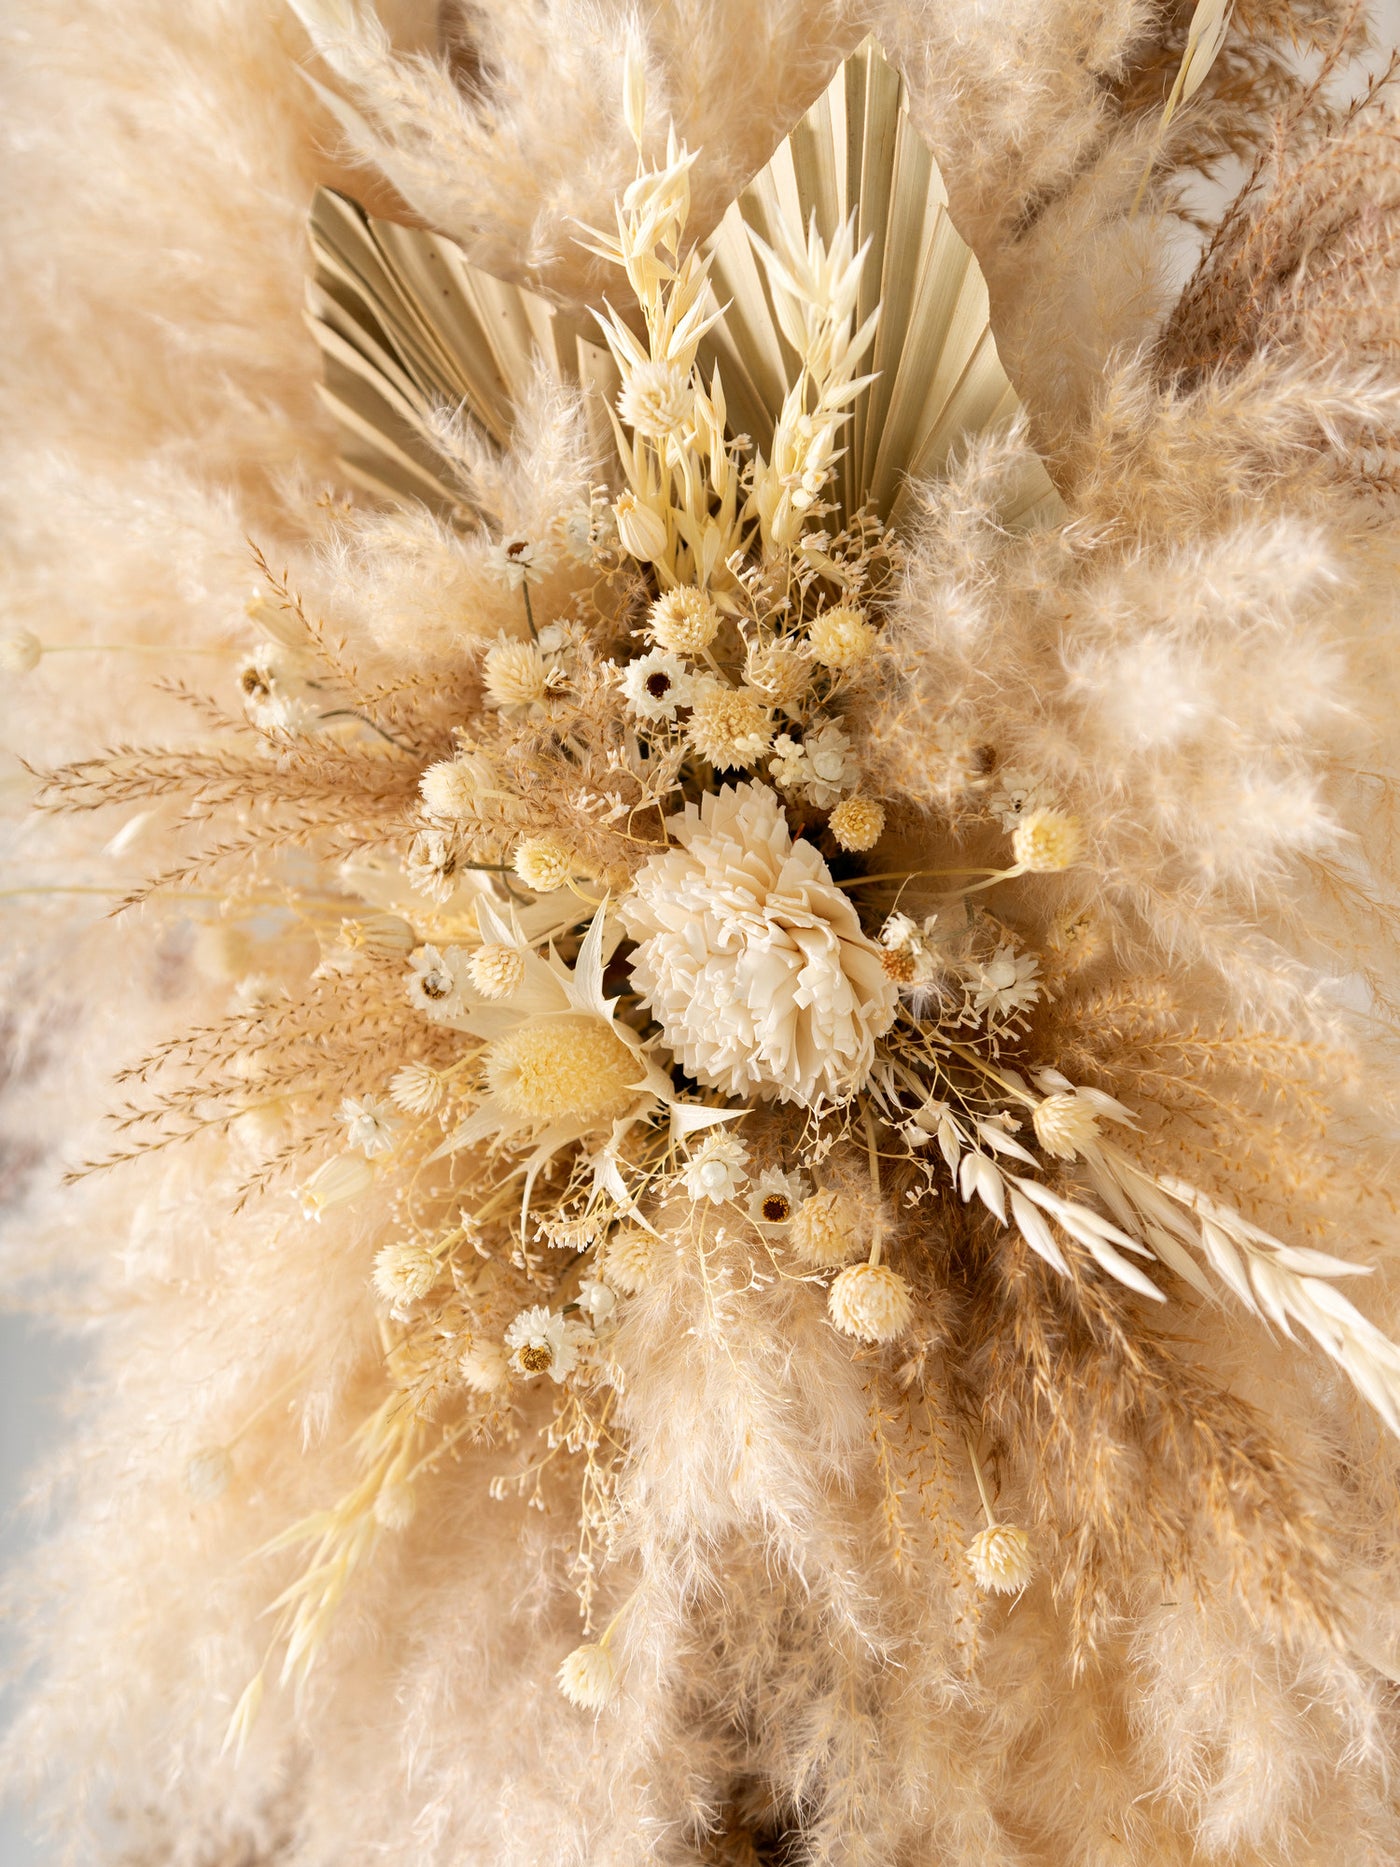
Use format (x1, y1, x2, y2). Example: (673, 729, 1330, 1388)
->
(6, 4, 1400, 1864)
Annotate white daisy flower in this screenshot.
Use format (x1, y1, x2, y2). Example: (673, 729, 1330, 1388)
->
(682, 1131, 750, 1204)
(338, 1094, 401, 1158)
(404, 946, 463, 1021)
(747, 1166, 806, 1229)
(237, 644, 312, 733)
(968, 946, 1041, 1020)
(486, 534, 555, 589)
(620, 649, 691, 722)
(988, 769, 1045, 830)
(504, 1305, 589, 1382)
(405, 828, 462, 903)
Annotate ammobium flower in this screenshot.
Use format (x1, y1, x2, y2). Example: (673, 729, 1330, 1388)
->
(338, 1094, 400, 1158)
(485, 534, 554, 589)
(405, 946, 462, 1020)
(827, 1262, 913, 1342)
(681, 1131, 749, 1204)
(1011, 806, 1083, 873)
(505, 1305, 588, 1382)
(966, 1524, 1034, 1595)
(622, 781, 897, 1105)
(748, 1167, 805, 1228)
(649, 586, 719, 655)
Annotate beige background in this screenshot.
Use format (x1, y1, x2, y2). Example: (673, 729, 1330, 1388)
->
(2, 8, 1399, 1859)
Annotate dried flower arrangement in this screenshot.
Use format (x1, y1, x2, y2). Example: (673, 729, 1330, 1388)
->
(6, 2, 1400, 1862)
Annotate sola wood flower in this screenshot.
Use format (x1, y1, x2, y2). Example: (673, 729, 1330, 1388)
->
(623, 781, 898, 1105)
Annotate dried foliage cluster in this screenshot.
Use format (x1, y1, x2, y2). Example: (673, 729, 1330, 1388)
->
(5, 3, 1400, 1865)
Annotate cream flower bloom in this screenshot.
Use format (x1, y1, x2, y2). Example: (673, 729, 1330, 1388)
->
(483, 634, 552, 710)
(649, 586, 720, 655)
(827, 1261, 913, 1342)
(604, 1228, 669, 1293)
(618, 358, 693, 440)
(557, 1640, 617, 1710)
(681, 1131, 749, 1204)
(966, 1524, 1034, 1595)
(338, 1094, 401, 1158)
(620, 649, 691, 722)
(468, 943, 526, 1000)
(623, 782, 897, 1105)
(504, 1304, 588, 1382)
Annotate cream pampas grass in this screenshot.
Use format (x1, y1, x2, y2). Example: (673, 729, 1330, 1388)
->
(6, 3, 1400, 1865)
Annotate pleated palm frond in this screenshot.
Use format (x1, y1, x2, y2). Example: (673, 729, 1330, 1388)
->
(304, 38, 1061, 533)
(306, 187, 621, 517)
(696, 37, 1063, 532)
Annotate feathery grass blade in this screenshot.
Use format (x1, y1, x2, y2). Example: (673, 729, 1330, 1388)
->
(695, 38, 1063, 534)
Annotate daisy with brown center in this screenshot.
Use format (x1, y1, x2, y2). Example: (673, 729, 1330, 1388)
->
(748, 1167, 805, 1230)
(621, 649, 691, 722)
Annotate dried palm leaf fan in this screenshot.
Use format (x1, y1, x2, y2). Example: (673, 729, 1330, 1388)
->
(306, 189, 621, 515)
(306, 37, 1063, 531)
